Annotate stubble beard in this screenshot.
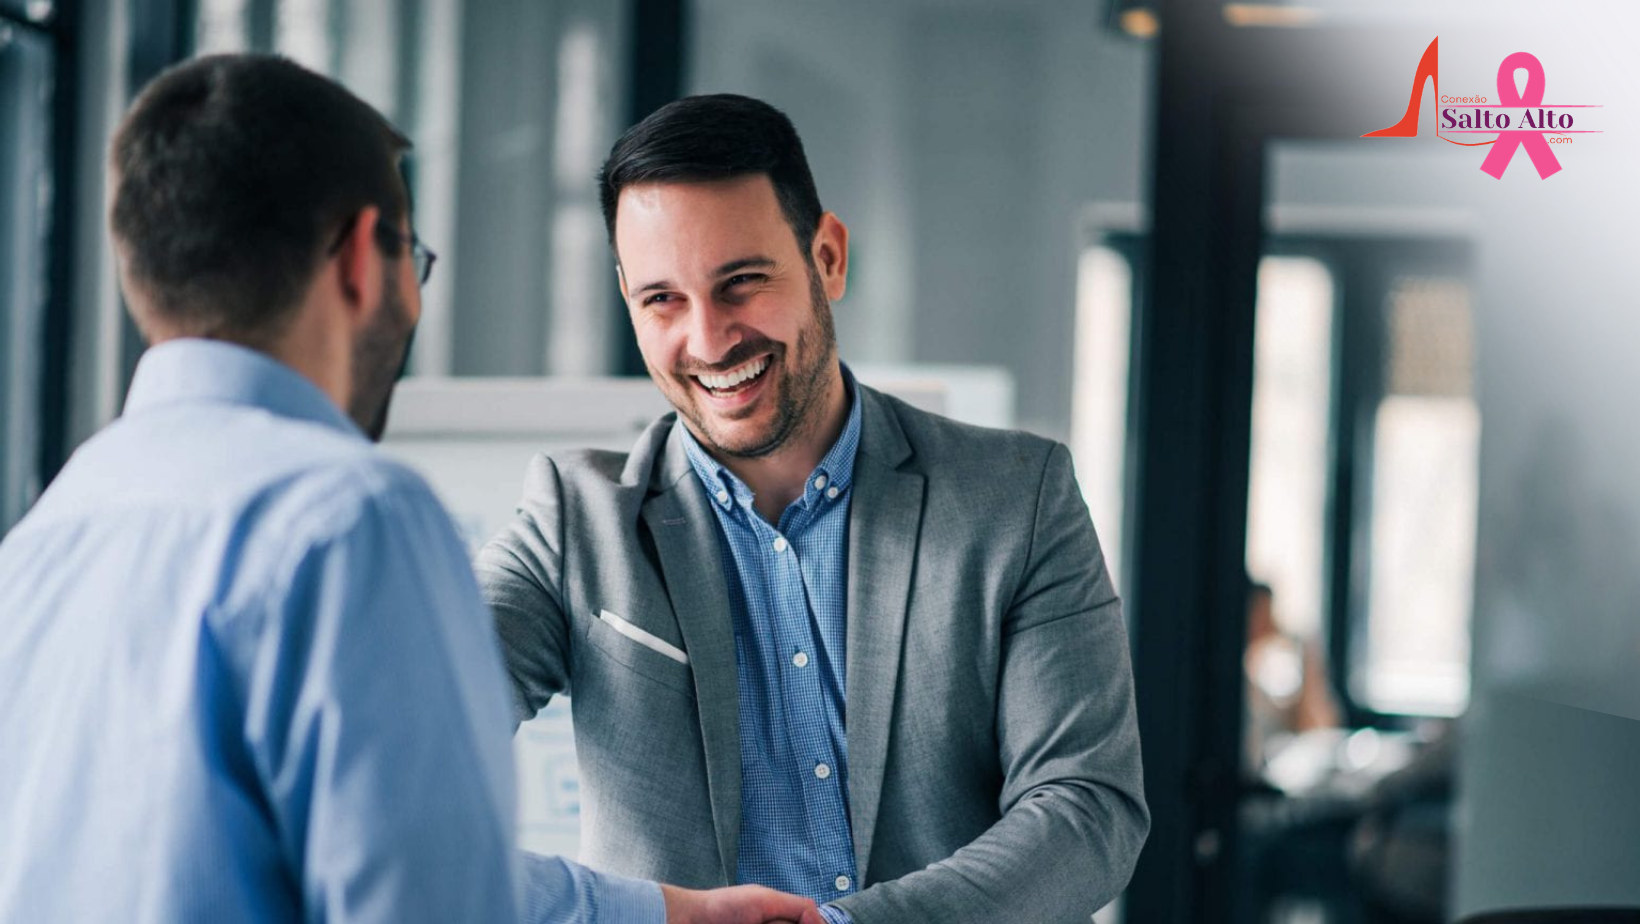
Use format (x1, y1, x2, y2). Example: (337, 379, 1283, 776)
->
(350, 279, 416, 443)
(676, 263, 837, 460)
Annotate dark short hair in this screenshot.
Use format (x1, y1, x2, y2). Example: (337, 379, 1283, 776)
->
(598, 94, 823, 259)
(110, 54, 411, 343)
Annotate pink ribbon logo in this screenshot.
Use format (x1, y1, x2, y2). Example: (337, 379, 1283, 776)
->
(1480, 52, 1563, 179)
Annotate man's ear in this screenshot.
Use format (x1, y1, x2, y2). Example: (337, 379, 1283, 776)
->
(333, 205, 384, 327)
(811, 212, 849, 303)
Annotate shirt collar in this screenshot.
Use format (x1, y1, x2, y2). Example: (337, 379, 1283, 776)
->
(122, 338, 363, 438)
(681, 363, 864, 513)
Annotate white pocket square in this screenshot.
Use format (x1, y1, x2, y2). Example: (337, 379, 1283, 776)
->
(597, 609, 689, 665)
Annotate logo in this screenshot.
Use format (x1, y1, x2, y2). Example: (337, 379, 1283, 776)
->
(1363, 37, 1602, 180)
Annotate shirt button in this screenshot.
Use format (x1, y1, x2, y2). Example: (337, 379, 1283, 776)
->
(814, 762, 831, 780)
(773, 536, 788, 552)
(792, 651, 810, 668)
(835, 875, 852, 892)
(826, 486, 840, 500)
(716, 488, 729, 504)
(814, 475, 828, 490)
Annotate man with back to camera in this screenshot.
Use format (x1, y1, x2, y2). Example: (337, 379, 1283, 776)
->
(0, 56, 820, 924)
(478, 94, 1150, 924)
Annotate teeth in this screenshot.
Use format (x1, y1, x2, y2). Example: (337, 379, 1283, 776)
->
(696, 357, 768, 391)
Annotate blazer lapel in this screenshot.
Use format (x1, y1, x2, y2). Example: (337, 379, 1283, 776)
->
(845, 388, 925, 879)
(639, 424, 742, 883)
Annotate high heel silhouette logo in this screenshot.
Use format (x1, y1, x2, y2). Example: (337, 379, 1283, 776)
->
(1363, 37, 1447, 140)
(1364, 36, 1598, 179)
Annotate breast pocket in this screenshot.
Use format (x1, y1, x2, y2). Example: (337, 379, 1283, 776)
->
(584, 609, 696, 698)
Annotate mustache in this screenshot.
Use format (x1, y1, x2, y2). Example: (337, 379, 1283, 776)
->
(674, 337, 784, 376)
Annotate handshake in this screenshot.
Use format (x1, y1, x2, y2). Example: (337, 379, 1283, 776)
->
(662, 883, 829, 924)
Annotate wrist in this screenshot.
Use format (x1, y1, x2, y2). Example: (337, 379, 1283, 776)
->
(660, 884, 690, 924)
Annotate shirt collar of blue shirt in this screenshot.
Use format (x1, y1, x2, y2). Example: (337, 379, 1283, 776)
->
(680, 363, 863, 518)
(123, 338, 363, 439)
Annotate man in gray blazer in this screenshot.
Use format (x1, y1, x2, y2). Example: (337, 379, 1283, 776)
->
(478, 94, 1148, 924)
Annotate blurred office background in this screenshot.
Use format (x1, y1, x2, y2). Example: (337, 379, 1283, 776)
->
(3, 0, 1637, 922)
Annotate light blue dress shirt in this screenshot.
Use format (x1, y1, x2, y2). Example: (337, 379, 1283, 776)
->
(0, 339, 661, 924)
(680, 368, 863, 924)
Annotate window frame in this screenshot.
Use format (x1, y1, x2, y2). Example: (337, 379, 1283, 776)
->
(1271, 235, 1476, 729)
(1099, 229, 1476, 729)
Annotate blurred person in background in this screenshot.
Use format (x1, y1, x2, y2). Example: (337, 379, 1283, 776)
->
(478, 94, 1149, 924)
(0, 54, 816, 924)
(1245, 579, 1341, 774)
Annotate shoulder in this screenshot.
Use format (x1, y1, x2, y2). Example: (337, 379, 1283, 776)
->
(514, 412, 678, 504)
(221, 448, 473, 630)
(864, 386, 1063, 480)
(246, 438, 454, 561)
(194, 429, 470, 635)
(184, 403, 452, 534)
(532, 447, 640, 489)
(41, 405, 449, 543)
(479, 415, 675, 579)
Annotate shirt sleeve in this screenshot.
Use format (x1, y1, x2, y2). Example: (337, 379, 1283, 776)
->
(473, 452, 577, 728)
(231, 468, 574, 923)
(520, 851, 665, 924)
(818, 903, 856, 924)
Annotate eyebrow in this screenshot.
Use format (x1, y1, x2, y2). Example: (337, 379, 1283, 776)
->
(630, 256, 778, 295)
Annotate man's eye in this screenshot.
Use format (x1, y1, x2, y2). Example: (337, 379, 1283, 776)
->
(726, 274, 765, 287)
(643, 292, 677, 306)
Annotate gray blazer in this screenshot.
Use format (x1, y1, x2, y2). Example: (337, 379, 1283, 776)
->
(477, 385, 1148, 924)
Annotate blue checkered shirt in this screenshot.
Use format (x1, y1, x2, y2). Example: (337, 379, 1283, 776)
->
(680, 372, 864, 924)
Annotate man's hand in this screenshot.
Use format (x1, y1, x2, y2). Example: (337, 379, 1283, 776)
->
(661, 884, 824, 924)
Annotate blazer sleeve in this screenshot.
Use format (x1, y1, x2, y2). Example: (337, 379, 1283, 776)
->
(474, 452, 576, 727)
(832, 442, 1151, 924)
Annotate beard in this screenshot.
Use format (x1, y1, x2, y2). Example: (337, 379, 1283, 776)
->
(348, 279, 416, 442)
(670, 262, 838, 459)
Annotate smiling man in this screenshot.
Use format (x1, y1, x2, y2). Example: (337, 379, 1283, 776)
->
(477, 94, 1149, 924)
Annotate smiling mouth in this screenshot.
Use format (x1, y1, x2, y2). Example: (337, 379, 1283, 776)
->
(691, 356, 771, 397)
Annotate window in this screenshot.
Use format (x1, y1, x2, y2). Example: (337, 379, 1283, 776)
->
(1077, 226, 1479, 725)
(1356, 276, 1478, 717)
(1245, 256, 1335, 639)
(1072, 244, 1134, 591)
(1242, 255, 1342, 774)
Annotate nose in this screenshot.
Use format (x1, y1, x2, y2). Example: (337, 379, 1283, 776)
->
(684, 298, 741, 366)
